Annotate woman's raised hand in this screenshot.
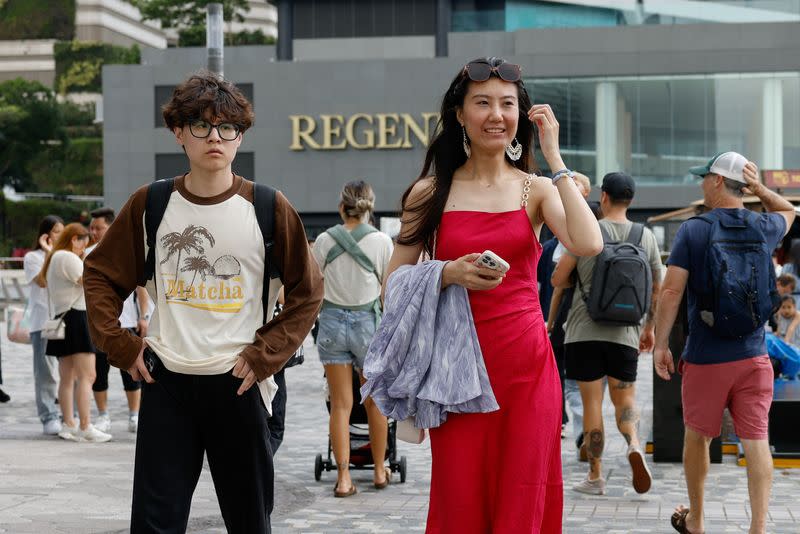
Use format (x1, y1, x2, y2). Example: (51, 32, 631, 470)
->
(442, 253, 505, 291)
(527, 104, 561, 161)
(38, 233, 52, 253)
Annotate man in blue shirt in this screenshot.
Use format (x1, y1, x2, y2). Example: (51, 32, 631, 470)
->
(653, 152, 794, 534)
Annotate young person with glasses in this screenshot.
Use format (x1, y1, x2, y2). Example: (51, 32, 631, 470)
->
(83, 71, 323, 532)
(384, 57, 602, 533)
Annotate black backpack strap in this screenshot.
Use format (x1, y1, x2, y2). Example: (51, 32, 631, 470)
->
(626, 223, 645, 246)
(253, 183, 279, 322)
(143, 178, 175, 283)
(577, 224, 610, 302)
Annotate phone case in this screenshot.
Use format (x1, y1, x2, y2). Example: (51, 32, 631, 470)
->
(475, 250, 510, 273)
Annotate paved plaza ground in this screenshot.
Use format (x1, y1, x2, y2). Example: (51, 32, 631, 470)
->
(1, 324, 799, 533)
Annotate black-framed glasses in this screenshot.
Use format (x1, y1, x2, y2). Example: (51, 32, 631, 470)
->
(188, 119, 241, 141)
(463, 61, 522, 83)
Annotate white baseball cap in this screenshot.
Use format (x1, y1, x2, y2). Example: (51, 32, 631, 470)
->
(689, 151, 748, 184)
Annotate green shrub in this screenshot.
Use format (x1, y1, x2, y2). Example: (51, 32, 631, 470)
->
(54, 41, 141, 94)
(0, 0, 75, 40)
(27, 137, 102, 196)
(0, 195, 97, 256)
(178, 27, 276, 47)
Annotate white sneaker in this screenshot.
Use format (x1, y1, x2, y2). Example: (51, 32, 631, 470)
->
(128, 415, 138, 433)
(77, 424, 112, 443)
(95, 414, 111, 433)
(57, 424, 80, 442)
(43, 419, 62, 435)
(572, 475, 606, 495)
(627, 444, 653, 494)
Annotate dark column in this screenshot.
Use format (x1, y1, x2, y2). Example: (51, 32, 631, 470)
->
(434, 0, 450, 57)
(276, 0, 293, 61)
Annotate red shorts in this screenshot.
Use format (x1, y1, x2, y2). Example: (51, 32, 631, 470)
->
(680, 355, 774, 440)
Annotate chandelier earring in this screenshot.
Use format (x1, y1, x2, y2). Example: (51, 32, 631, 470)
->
(506, 137, 522, 161)
(462, 126, 471, 158)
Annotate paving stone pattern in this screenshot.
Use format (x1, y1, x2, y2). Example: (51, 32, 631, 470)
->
(1, 326, 798, 533)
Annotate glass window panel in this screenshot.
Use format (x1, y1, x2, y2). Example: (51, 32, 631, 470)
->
(784, 77, 800, 170)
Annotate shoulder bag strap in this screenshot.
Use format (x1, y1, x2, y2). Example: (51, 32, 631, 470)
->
(325, 225, 381, 283)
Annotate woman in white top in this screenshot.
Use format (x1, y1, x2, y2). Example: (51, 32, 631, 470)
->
(311, 180, 394, 496)
(23, 215, 64, 435)
(37, 223, 111, 443)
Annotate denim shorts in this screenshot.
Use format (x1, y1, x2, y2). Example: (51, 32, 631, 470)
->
(317, 307, 377, 370)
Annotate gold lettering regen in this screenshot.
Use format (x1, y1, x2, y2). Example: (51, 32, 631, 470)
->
(290, 112, 439, 151)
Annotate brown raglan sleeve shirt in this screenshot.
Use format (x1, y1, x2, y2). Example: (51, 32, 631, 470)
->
(84, 185, 149, 371)
(85, 184, 324, 380)
(239, 191, 324, 380)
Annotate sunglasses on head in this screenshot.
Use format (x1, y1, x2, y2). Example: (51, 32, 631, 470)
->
(463, 61, 522, 83)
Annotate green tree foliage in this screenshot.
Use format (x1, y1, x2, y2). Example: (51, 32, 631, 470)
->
(0, 79, 66, 191)
(131, 0, 250, 30)
(0, 0, 75, 40)
(0, 79, 101, 194)
(54, 41, 141, 94)
(0, 194, 97, 256)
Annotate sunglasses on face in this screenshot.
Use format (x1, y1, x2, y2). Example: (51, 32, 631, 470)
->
(188, 119, 241, 141)
(463, 61, 522, 83)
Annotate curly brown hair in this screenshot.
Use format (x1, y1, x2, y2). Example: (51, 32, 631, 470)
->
(162, 70, 254, 132)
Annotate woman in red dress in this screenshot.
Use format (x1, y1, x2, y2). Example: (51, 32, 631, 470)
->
(385, 57, 603, 533)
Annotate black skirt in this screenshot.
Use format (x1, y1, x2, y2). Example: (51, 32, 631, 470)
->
(45, 309, 96, 357)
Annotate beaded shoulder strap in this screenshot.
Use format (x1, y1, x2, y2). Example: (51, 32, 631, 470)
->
(521, 175, 533, 207)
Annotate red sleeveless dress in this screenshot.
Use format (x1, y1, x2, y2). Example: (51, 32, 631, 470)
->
(426, 205, 563, 534)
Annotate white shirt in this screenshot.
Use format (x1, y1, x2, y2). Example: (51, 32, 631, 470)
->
(46, 250, 86, 315)
(312, 229, 393, 306)
(23, 249, 48, 332)
(119, 292, 155, 329)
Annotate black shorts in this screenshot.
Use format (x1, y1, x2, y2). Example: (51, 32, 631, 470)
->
(564, 340, 639, 382)
(45, 309, 96, 357)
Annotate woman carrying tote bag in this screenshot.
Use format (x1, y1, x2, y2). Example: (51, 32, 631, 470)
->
(37, 223, 111, 443)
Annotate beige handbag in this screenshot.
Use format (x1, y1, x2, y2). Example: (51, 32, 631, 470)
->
(42, 294, 81, 341)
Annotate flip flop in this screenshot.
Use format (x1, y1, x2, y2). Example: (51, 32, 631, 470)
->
(333, 482, 357, 498)
(671, 507, 704, 534)
(374, 467, 392, 489)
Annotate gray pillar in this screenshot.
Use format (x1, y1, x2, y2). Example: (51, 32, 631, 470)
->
(206, 3, 224, 76)
(595, 82, 619, 183)
(277, 0, 293, 61)
(762, 78, 783, 170)
(435, 0, 450, 57)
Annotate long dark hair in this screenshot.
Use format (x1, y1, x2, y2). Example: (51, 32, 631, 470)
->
(397, 57, 536, 257)
(33, 215, 64, 250)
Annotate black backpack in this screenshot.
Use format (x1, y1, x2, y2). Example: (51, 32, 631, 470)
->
(693, 210, 779, 338)
(143, 177, 281, 322)
(578, 223, 652, 326)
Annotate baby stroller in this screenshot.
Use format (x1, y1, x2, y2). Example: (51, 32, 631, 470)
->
(314, 368, 407, 483)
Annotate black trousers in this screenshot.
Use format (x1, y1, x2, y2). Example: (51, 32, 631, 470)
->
(131, 351, 273, 533)
(267, 368, 286, 455)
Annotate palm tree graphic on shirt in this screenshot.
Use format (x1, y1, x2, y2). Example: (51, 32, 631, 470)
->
(181, 255, 213, 289)
(160, 225, 215, 282)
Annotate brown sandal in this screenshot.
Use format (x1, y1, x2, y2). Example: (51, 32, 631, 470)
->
(671, 507, 703, 534)
(333, 482, 357, 498)
(374, 467, 392, 489)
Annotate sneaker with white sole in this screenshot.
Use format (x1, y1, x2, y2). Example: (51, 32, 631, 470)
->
(128, 415, 138, 433)
(95, 414, 111, 433)
(572, 475, 606, 495)
(77, 424, 112, 443)
(57, 423, 80, 442)
(43, 419, 62, 436)
(627, 444, 652, 493)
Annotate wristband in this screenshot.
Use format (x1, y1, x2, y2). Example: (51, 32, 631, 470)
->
(552, 169, 574, 185)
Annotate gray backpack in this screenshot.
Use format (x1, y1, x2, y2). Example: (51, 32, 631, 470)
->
(578, 223, 652, 326)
